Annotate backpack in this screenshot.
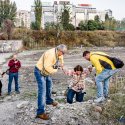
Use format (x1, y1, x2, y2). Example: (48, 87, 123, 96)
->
(92, 53, 124, 69)
(107, 57, 124, 68)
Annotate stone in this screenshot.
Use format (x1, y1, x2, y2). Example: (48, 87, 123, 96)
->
(51, 117, 56, 123)
(55, 96, 65, 100)
(84, 77, 94, 84)
(4, 96, 12, 101)
(30, 107, 34, 111)
(61, 90, 66, 94)
(107, 99, 111, 103)
(94, 106, 102, 113)
(0, 99, 4, 103)
(53, 94, 56, 97)
(92, 112, 100, 120)
(17, 101, 29, 109)
(17, 111, 25, 114)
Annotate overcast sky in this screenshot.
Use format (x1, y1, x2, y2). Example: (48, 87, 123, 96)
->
(11, 0, 125, 20)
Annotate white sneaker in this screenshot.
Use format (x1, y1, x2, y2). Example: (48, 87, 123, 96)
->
(94, 96, 105, 103)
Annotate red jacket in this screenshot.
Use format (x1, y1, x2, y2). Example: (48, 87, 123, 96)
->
(8, 59, 21, 73)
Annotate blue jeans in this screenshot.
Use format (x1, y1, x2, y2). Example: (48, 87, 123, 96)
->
(34, 67, 53, 115)
(95, 69, 118, 97)
(67, 89, 84, 104)
(8, 72, 19, 93)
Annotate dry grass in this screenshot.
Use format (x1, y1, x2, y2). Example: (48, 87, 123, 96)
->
(100, 94, 125, 125)
(5, 29, 125, 49)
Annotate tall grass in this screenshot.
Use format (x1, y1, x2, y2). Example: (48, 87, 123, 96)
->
(10, 29, 125, 49)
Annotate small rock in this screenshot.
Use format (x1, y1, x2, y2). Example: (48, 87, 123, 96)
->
(55, 96, 65, 100)
(84, 77, 94, 84)
(56, 92, 61, 96)
(53, 94, 56, 97)
(30, 107, 34, 111)
(123, 86, 125, 90)
(17, 111, 25, 114)
(4, 96, 12, 101)
(17, 101, 29, 109)
(51, 117, 56, 123)
(94, 106, 102, 113)
(59, 106, 65, 110)
(92, 112, 100, 120)
(0, 99, 4, 102)
(79, 112, 84, 116)
(87, 99, 94, 104)
(61, 90, 66, 94)
(107, 99, 111, 103)
(70, 107, 77, 110)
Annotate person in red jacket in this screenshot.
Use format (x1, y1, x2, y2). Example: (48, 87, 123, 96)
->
(8, 54, 21, 95)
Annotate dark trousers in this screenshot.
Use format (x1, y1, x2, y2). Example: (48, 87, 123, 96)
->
(67, 89, 84, 104)
(0, 80, 2, 94)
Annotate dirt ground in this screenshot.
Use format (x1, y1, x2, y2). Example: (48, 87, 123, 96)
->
(0, 47, 125, 125)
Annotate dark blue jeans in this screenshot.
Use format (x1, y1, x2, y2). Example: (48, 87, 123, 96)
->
(34, 67, 53, 115)
(67, 89, 84, 104)
(8, 72, 19, 93)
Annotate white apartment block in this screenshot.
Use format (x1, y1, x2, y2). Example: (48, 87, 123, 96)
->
(42, 1, 112, 28)
(89, 9, 112, 21)
(31, 1, 97, 28)
(15, 10, 31, 28)
(30, 1, 113, 28)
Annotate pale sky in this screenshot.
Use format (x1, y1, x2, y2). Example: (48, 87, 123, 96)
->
(11, 0, 125, 20)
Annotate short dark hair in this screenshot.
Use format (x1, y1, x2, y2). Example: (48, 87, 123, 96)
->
(74, 65, 83, 72)
(83, 51, 90, 57)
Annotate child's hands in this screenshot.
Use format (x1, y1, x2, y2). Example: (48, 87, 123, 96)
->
(14, 60, 18, 64)
(88, 65, 93, 73)
(62, 68, 74, 76)
(60, 63, 64, 69)
(77, 83, 85, 89)
(83, 68, 89, 76)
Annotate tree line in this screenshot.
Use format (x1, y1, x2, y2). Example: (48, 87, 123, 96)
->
(44, 8, 125, 31)
(0, 0, 125, 40)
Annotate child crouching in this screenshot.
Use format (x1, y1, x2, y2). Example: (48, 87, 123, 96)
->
(64, 65, 88, 104)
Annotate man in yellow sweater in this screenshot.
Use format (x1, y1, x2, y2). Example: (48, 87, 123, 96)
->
(83, 51, 118, 103)
(34, 44, 67, 120)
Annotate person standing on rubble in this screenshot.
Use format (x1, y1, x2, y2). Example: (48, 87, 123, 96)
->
(34, 44, 67, 120)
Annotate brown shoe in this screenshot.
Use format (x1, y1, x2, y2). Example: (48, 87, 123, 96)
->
(48, 101, 58, 107)
(36, 113, 49, 120)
